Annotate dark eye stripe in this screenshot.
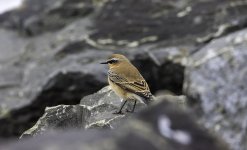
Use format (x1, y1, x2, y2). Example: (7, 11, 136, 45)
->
(108, 59, 118, 64)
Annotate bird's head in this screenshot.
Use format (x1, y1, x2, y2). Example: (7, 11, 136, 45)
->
(100, 54, 129, 68)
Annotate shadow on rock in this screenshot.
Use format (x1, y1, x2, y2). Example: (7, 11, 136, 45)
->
(0, 71, 105, 138)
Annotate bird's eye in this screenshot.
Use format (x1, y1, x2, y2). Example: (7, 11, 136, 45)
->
(108, 59, 118, 64)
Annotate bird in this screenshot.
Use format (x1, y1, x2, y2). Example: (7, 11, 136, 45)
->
(100, 54, 153, 114)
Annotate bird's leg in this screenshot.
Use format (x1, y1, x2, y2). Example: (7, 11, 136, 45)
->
(113, 100, 127, 114)
(126, 100, 137, 113)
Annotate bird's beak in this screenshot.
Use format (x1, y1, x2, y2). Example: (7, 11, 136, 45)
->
(100, 61, 108, 64)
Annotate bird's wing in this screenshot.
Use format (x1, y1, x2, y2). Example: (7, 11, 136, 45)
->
(108, 70, 128, 82)
(108, 70, 152, 100)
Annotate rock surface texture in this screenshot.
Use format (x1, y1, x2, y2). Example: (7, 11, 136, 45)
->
(184, 29, 247, 150)
(21, 86, 146, 137)
(2, 99, 229, 150)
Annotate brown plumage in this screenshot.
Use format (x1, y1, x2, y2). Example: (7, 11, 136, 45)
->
(100, 54, 153, 114)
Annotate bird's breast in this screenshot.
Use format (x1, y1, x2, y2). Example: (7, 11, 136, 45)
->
(108, 77, 126, 98)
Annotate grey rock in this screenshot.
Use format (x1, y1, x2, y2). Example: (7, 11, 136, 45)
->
(0, 0, 94, 36)
(0, 27, 186, 138)
(0, 18, 103, 117)
(184, 29, 247, 150)
(0, 32, 186, 138)
(91, 0, 247, 47)
(0, 29, 27, 63)
(21, 105, 91, 138)
(3, 99, 229, 150)
(0, 11, 110, 138)
(0, 70, 106, 138)
(0, 66, 22, 88)
(21, 86, 146, 137)
(81, 86, 146, 129)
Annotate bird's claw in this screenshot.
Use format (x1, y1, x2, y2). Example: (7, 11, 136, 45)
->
(113, 110, 124, 115)
(126, 109, 134, 113)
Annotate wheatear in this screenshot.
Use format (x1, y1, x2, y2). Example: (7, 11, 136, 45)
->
(100, 54, 153, 114)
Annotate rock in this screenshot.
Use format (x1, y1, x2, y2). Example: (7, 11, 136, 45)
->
(184, 29, 247, 150)
(21, 86, 146, 137)
(21, 105, 91, 138)
(0, 71, 106, 138)
(0, 36, 186, 138)
(3, 98, 229, 150)
(1, 0, 247, 141)
(0, 30, 186, 138)
(90, 0, 247, 47)
(0, 0, 94, 36)
(81, 86, 147, 129)
(129, 49, 186, 95)
(0, 18, 104, 122)
(0, 29, 27, 63)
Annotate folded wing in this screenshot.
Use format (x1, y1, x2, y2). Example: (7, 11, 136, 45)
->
(108, 70, 152, 100)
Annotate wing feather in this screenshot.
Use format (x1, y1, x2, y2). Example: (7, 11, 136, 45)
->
(108, 70, 152, 99)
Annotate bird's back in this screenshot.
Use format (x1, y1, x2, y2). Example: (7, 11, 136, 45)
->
(109, 61, 153, 104)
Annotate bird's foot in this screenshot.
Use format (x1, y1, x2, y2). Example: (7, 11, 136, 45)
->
(113, 110, 124, 115)
(126, 109, 134, 113)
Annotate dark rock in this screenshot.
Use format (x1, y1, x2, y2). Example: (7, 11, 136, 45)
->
(2, 99, 229, 150)
(0, 16, 102, 129)
(91, 0, 247, 47)
(0, 71, 106, 138)
(0, 7, 111, 137)
(184, 29, 247, 150)
(0, 0, 94, 36)
(130, 50, 185, 95)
